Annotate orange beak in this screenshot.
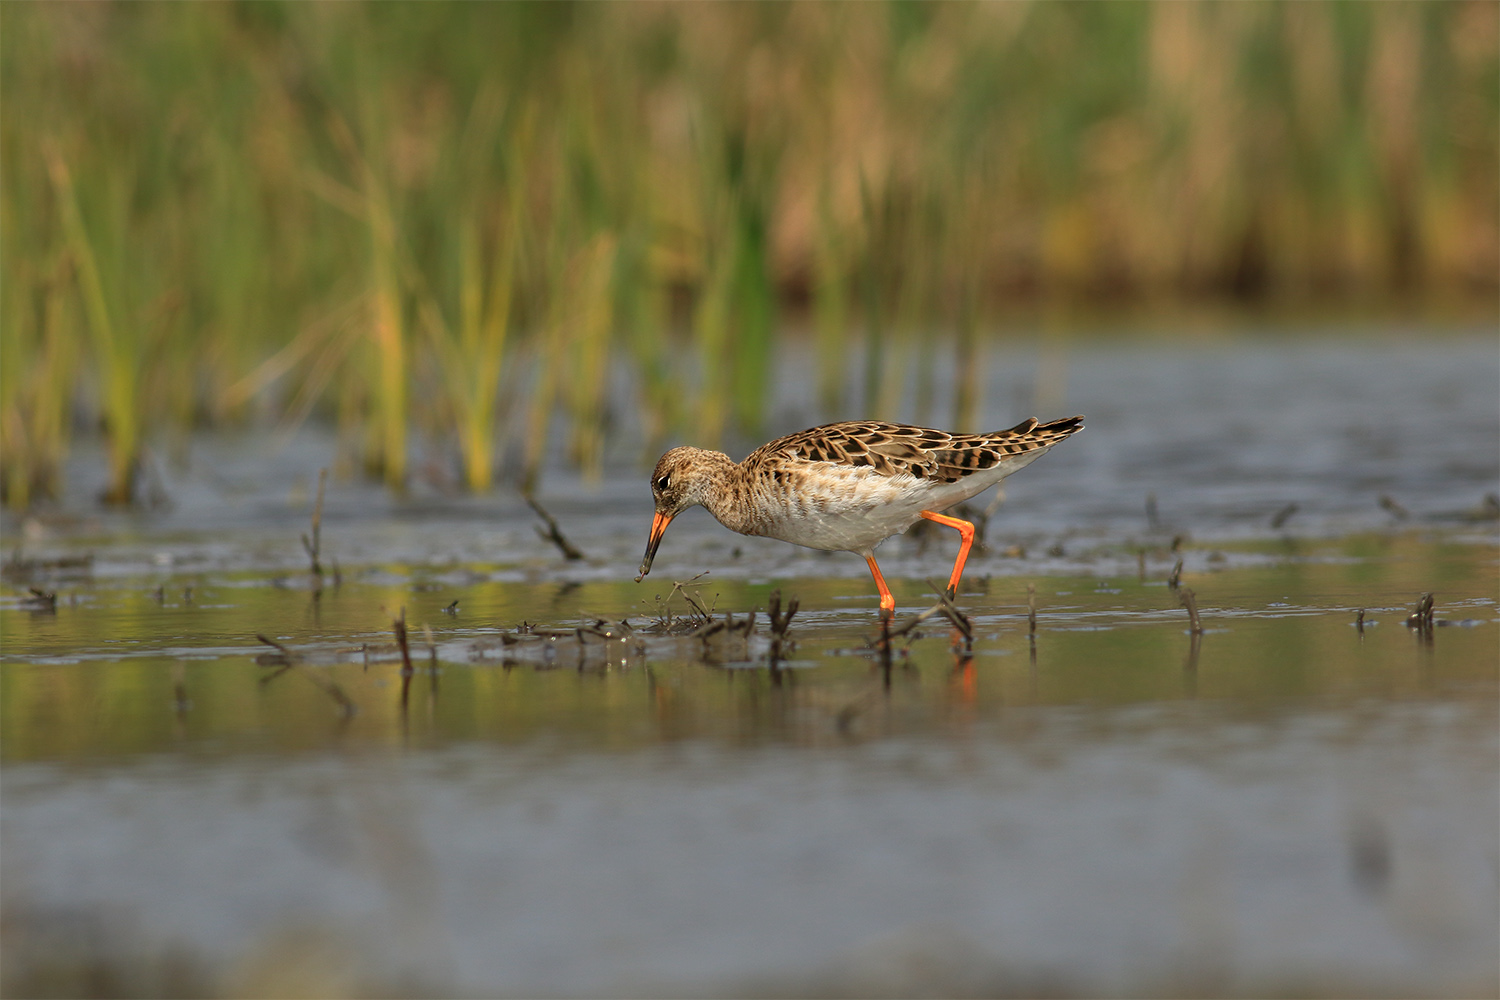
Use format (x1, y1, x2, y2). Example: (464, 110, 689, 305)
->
(635, 510, 674, 582)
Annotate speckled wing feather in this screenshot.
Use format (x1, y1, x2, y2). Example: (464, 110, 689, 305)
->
(746, 416, 1084, 484)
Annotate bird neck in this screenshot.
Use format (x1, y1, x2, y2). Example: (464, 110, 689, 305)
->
(691, 450, 757, 535)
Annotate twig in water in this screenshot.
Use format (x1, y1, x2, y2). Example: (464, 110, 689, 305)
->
(883, 603, 947, 641)
(1167, 559, 1183, 590)
(525, 495, 584, 560)
(692, 609, 758, 664)
(934, 587, 973, 647)
(1404, 593, 1435, 635)
(1354, 608, 1367, 636)
(255, 633, 293, 668)
(393, 610, 413, 672)
(1378, 495, 1410, 521)
(767, 590, 798, 639)
(766, 590, 799, 670)
(22, 587, 57, 613)
(301, 468, 328, 576)
(873, 584, 972, 659)
(916, 578, 973, 645)
(691, 619, 726, 640)
(696, 609, 752, 641)
(394, 608, 414, 708)
(1027, 583, 1037, 637)
(255, 633, 355, 715)
(659, 573, 713, 628)
(1270, 503, 1298, 529)
(424, 623, 439, 695)
(1180, 588, 1203, 635)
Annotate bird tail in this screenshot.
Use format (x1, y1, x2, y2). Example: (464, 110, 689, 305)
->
(995, 414, 1085, 444)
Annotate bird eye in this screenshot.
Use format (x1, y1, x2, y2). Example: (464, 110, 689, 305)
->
(655, 476, 670, 491)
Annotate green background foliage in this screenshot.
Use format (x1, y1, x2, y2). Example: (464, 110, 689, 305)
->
(3, 2, 1495, 505)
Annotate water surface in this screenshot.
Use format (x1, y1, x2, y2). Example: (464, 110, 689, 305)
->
(3, 337, 1497, 997)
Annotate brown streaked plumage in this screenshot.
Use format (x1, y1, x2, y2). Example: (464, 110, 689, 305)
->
(636, 416, 1084, 613)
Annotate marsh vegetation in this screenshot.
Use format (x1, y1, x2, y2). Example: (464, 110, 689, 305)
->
(3, 2, 1496, 506)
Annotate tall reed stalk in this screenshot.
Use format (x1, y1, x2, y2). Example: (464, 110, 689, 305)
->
(363, 173, 408, 490)
(0, 262, 76, 507)
(418, 90, 530, 493)
(46, 149, 141, 504)
(563, 234, 620, 480)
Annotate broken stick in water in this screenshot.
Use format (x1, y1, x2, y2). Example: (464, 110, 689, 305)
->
(1180, 589, 1203, 635)
(526, 495, 585, 561)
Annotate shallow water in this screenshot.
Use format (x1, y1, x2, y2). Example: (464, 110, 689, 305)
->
(2, 336, 1497, 997)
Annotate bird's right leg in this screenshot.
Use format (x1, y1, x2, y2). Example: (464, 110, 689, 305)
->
(919, 510, 976, 599)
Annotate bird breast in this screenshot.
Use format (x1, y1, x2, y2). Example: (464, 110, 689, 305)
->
(743, 465, 966, 555)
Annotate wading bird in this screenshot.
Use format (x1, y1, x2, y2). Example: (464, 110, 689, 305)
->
(635, 417, 1083, 613)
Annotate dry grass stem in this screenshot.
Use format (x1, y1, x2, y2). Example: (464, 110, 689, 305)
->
(301, 468, 328, 577)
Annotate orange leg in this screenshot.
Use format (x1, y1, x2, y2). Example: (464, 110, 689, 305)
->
(920, 510, 976, 599)
(865, 555, 896, 615)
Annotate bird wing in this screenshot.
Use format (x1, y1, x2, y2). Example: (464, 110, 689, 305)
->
(746, 416, 1084, 484)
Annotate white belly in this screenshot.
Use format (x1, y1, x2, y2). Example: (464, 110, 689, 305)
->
(746, 463, 1022, 556)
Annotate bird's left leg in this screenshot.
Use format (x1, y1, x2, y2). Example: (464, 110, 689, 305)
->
(865, 555, 897, 616)
(919, 510, 976, 599)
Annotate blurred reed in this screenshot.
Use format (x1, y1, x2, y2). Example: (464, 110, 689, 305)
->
(0, 1, 1494, 506)
(45, 147, 141, 504)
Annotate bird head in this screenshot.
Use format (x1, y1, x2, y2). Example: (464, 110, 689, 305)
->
(635, 446, 716, 581)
